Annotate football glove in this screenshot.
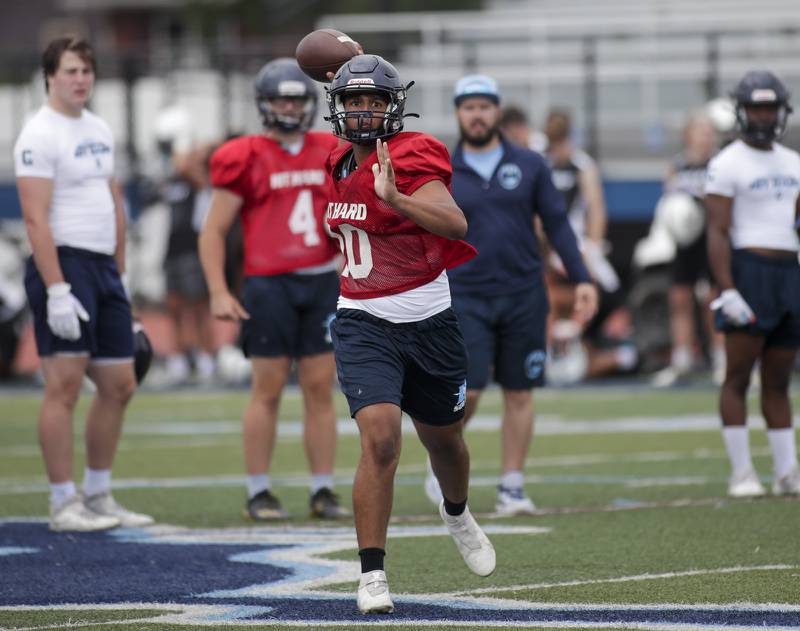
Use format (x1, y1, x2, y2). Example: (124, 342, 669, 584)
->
(710, 288, 756, 326)
(46, 282, 90, 341)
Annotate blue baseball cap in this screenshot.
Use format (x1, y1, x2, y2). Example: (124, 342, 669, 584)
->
(453, 74, 500, 106)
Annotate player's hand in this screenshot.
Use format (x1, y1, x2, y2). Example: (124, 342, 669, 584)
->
(710, 288, 756, 326)
(46, 282, 90, 341)
(372, 138, 399, 204)
(210, 290, 250, 322)
(573, 282, 599, 325)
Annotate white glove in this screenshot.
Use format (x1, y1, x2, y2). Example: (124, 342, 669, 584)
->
(46, 282, 90, 341)
(583, 240, 621, 293)
(710, 288, 756, 326)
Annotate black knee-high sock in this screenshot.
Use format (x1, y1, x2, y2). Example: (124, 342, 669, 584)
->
(443, 495, 467, 516)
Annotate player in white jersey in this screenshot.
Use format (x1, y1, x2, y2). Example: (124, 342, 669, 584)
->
(705, 70, 800, 498)
(14, 37, 153, 531)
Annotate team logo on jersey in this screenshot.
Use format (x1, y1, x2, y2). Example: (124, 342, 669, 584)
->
(74, 140, 111, 158)
(524, 350, 546, 380)
(497, 163, 523, 190)
(748, 174, 800, 199)
(270, 170, 326, 189)
(453, 380, 467, 412)
(21, 150, 33, 165)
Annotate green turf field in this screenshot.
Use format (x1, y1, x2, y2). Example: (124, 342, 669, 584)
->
(1, 385, 799, 630)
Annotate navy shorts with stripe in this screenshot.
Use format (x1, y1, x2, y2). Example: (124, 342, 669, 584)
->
(452, 282, 548, 390)
(330, 308, 468, 426)
(24, 246, 133, 359)
(715, 249, 800, 348)
(240, 271, 339, 358)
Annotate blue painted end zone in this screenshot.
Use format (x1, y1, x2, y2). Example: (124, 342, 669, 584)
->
(1, 520, 799, 628)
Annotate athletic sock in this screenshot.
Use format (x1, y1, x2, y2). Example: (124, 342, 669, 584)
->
(443, 495, 467, 516)
(310, 474, 334, 495)
(767, 428, 798, 479)
(82, 468, 111, 497)
(247, 474, 271, 499)
(500, 470, 525, 490)
(722, 426, 754, 475)
(50, 481, 77, 509)
(359, 547, 385, 573)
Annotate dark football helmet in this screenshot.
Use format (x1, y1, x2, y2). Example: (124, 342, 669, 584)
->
(325, 54, 417, 144)
(133, 321, 153, 385)
(254, 58, 317, 132)
(732, 70, 793, 144)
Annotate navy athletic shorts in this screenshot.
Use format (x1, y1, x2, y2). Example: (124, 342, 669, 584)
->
(330, 308, 468, 426)
(24, 246, 133, 359)
(452, 283, 548, 390)
(715, 249, 800, 348)
(240, 271, 339, 358)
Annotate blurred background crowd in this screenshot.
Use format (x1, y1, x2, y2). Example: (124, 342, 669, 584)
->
(2, 0, 799, 388)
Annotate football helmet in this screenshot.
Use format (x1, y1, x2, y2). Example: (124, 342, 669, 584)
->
(325, 54, 416, 144)
(254, 58, 317, 132)
(732, 70, 793, 143)
(133, 321, 153, 385)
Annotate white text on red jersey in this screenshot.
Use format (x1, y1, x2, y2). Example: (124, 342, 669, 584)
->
(270, 170, 326, 189)
(326, 202, 367, 220)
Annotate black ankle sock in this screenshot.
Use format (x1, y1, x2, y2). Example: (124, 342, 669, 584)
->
(443, 495, 467, 516)
(359, 547, 385, 573)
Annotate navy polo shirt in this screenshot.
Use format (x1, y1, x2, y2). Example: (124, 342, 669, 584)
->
(449, 138, 590, 296)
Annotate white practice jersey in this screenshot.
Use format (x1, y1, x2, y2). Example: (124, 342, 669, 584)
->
(14, 105, 116, 255)
(705, 139, 800, 252)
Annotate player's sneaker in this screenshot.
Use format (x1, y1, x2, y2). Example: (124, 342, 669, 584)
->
(310, 487, 350, 519)
(243, 489, 289, 521)
(727, 468, 766, 498)
(423, 458, 443, 506)
(357, 570, 394, 614)
(49, 494, 120, 532)
(439, 501, 496, 577)
(495, 485, 536, 516)
(84, 491, 155, 527)
(650, 365, 690, 388)
(772, 466, 800, 496)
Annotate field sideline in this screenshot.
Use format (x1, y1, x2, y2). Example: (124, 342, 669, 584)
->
(1, 384, 799, 630)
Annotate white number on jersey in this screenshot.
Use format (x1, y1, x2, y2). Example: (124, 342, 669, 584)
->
(335, 224, 373, 279)
(288, 189, 321, 246)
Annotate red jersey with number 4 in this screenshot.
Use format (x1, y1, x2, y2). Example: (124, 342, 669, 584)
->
(210, 131, 340, 276)
(326, 132, 476, 299)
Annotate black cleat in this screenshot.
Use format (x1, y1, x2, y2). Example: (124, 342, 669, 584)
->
(310, 487, 351, 519)
(243, 489, 290, 521)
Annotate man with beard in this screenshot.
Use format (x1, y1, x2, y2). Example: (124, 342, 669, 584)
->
(423, 75, 598, 515)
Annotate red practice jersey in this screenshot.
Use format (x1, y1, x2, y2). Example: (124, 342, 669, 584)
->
(326, 132, 476, 299)
(210, 131, 340, 277)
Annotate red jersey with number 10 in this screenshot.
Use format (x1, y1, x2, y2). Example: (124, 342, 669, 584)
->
(210, 131, 340, 276)
(326, 132, 476, 299)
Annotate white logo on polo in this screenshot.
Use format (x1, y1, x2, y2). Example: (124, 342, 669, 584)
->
(498, 163, 522, 190)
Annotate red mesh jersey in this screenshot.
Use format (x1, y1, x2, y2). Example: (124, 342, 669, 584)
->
(326, 132, 476, 299)
(210, 131, 341, 276)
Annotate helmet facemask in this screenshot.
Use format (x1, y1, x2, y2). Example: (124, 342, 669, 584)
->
(256, 94, 316, 133)
(736, 101, 791, 144)
(325, 86, 408, 145)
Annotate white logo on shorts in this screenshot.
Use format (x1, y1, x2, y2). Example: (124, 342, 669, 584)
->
(453, 380, 467, 412)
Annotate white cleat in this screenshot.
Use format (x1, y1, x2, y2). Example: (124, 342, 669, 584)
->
(357, 570, 394, 614)
(84, 491, 155, 527)
(772, 466, 800, 496)
(495, 485, 536, 516)
(49, 494, 120, 532)
(439, 501, 496, 577)
(727, 468, 767, 498)
(423, 459, 444, 507)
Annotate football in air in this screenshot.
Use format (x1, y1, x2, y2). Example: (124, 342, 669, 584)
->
(296, 29, 361, 82)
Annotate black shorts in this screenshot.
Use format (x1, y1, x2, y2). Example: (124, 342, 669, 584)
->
(24, 247, 133, 360)
(715, 249, 800, 348)
(452, 284, 548, 390)
(165, 252, 208, 301)
(672, 231, 710, 286)
(330, 308, 468, 426)
(240, 271, 339, 358)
